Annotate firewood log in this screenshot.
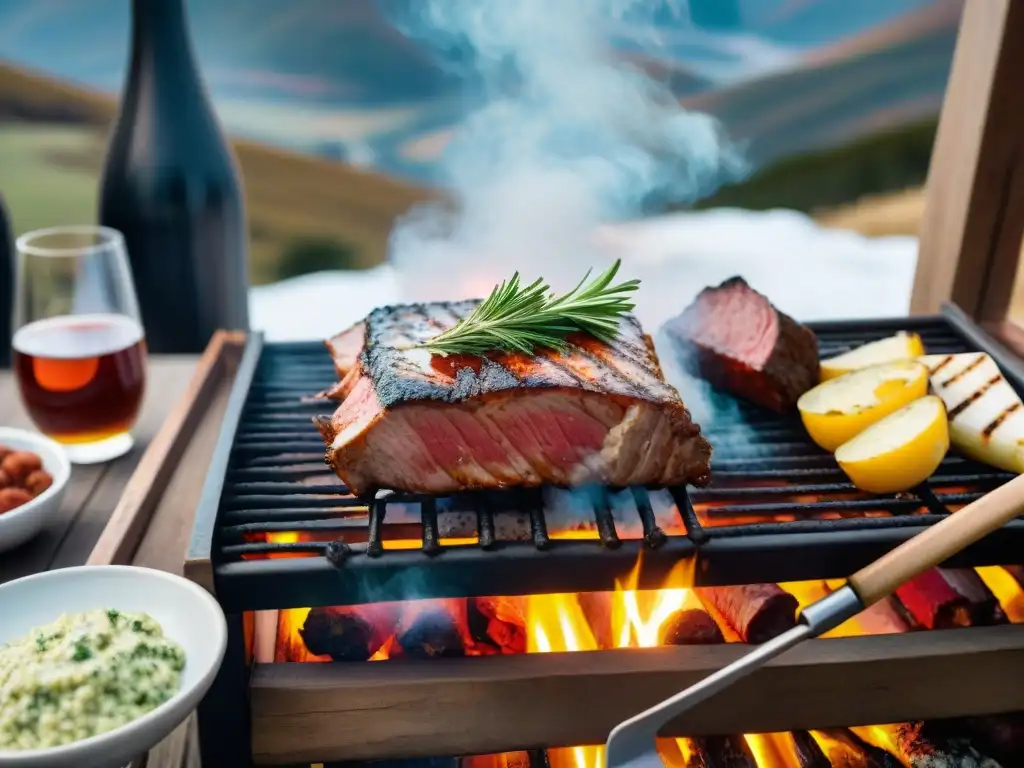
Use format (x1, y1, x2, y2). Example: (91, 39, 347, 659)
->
(299, 604, 397, 662)
(789, 730, 831, 768)
(893, 569, 972, 630)
(926, 714, 1024, 767)
(395, 609, 466, 659)
(935, 569, 1007, 626)
(660, 606, 755, 767)
(468, 597, 526, 654)
(812, 728, 902, 767)
(659, 609, 724, 646)
(897, 721, 1003, 767)
(694, 584, 798, 643)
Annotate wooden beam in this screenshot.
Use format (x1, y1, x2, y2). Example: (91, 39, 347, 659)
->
(911, 0, 1024, 321)
(250, 625, 1024, 764)
(88, 331, 243, 573)
(984, 318, 1024, 363)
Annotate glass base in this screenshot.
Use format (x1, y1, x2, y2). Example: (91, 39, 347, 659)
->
(62, 432, 134, 464)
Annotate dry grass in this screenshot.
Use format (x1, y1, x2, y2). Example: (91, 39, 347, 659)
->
(812, 187, 926, 237)
(0, 63, 437, 284)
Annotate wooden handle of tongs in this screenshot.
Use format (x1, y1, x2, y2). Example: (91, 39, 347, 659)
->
(849, 472, 1024, 606)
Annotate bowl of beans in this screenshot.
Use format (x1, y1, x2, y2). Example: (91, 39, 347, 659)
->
(0, 427, 71, 553)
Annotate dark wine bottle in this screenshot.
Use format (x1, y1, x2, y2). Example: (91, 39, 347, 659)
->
(99, 0, 249, 354)
(0, 194, 13, 368)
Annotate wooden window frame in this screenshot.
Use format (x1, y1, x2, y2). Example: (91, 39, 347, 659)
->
(912, 0, 1024, 357)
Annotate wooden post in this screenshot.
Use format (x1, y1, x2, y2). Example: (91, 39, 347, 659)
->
(911, 0, 1024, 322)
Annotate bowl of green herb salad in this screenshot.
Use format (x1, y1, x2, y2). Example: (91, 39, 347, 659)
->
(0, 565, 226, 768)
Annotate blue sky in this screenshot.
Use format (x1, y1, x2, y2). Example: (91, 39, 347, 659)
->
(0, 0, 950, 181)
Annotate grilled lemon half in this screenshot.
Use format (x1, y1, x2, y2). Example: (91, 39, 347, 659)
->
(798, 360, 929, 452)
(820, 332, 925, 382)
(835, 395, 949, 494)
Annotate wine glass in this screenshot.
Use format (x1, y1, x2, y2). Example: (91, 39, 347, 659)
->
(11, 226, 147, 464)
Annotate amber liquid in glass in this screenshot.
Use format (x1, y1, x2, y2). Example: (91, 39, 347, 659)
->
(13, 314, 146, 444)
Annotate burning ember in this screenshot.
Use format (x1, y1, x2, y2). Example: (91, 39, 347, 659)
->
(264, 559, 1024, 768)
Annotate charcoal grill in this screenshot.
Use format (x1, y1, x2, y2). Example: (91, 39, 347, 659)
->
(185, 303, 1024, 768)
(189, 303, 1024, 612)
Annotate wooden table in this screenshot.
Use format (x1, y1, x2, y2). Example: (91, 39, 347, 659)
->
(0, 355, 205, 768)
(0, 356, 199, 586)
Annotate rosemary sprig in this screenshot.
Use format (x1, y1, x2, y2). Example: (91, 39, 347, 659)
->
(422, 259, 640, 356)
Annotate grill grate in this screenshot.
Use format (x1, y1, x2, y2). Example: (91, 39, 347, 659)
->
(190, 305, 1024, 612)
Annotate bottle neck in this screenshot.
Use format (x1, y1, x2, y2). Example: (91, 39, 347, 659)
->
(129, 0, 198, 74)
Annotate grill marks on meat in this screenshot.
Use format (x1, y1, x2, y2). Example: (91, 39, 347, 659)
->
(316, 301, 712, 496)
(665, 277, 819, 412)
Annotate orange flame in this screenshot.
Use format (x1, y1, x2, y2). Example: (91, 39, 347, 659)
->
(976, 566, 1024, 623)
(849, 726, 911, 768)
(273, 553, 1024, 768)
(612, 556, 697, 648)
(744, 733, 806, 768)
(528, 593, 604, 768)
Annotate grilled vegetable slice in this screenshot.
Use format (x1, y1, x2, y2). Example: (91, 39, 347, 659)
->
(797, 361, 929, 451)
(820, 331, 925, 381)
(835, 395, 949, 493)
(920, 352, 1024, 473)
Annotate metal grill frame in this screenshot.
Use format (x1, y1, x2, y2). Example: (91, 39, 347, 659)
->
(186, 303, 1024, 614)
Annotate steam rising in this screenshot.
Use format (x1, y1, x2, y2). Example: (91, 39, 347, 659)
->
(385, 0, 745, 300)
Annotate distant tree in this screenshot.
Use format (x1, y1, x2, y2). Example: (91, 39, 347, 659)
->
(682, 117, 939, 215)
(275, 236, 361, 280)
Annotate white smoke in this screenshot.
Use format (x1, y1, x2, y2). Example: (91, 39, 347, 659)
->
(385, 0, 746, 301)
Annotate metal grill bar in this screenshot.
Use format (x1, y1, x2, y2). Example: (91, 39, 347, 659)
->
(190, 309, 1024, 611)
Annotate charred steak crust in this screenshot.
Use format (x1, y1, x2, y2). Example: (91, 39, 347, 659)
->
(316, 300, 713, 495)
(665, 276, 819, 412)
(363, 300, 684, 408)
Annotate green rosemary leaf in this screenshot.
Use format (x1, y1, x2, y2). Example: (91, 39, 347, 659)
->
(421, 259, 639, 356)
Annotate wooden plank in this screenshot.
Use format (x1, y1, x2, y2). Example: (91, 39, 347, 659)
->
(131, 377, 235, 577)
(985, 319, 1024, 362)
(0, 463, 105, 583)
(0, 377, 32, 427)
(186, 333, 262, 596)
(250, 626, 1024, 764)
(88, 332, 243, 570)
(0, 354, 197, 583)
(138, 716, 201, 768)
(911, 0, 1024, 321)
(49, 357, 198, 570)
(87, 334, 246, 768)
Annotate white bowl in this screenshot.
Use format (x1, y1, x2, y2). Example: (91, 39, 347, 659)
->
(0, 565, 227, 768)
(0, 427, 71, 553)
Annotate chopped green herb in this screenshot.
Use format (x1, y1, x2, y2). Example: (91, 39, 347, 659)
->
(72, 637, 92, 662)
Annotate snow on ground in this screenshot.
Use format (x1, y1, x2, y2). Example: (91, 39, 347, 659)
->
(249, 208, 918, 341)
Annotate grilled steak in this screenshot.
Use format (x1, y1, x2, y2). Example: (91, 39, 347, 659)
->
(319, 321, 366, 401)
(326, 321, 365, 378)
(664, 276, 819, 412)
(315, 300, 712, 495)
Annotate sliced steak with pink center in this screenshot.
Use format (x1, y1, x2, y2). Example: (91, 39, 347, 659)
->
(663, 276, 819, 412)
(315, 300, 712, 495)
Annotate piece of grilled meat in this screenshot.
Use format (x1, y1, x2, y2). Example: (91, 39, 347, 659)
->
(664, 276, 819, 413)
(316, 301, 712, 496)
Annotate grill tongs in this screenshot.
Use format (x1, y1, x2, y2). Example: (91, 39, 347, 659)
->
(605, 472, 1024, 768)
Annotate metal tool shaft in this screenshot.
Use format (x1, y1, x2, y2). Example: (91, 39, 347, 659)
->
(604, 586, 864, 768)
